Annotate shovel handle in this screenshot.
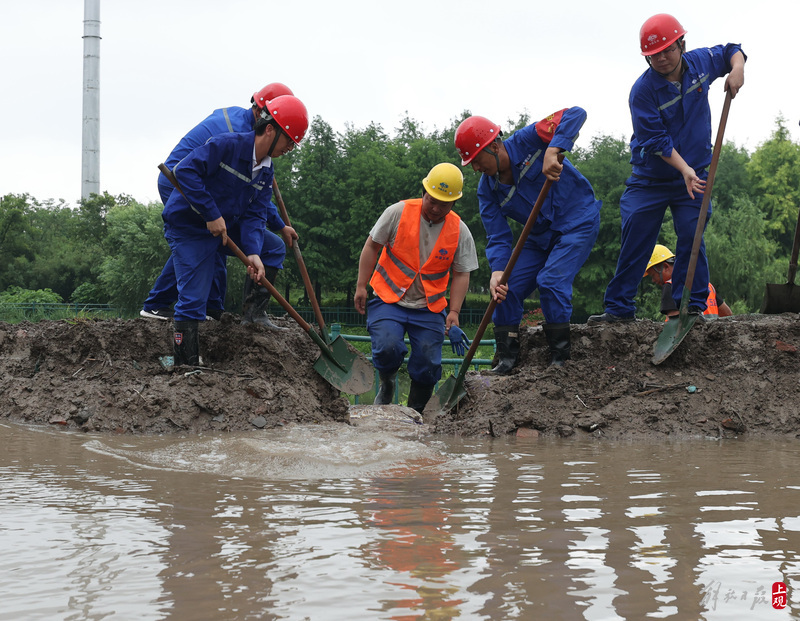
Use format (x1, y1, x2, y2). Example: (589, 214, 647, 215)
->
(157, 162, 314, 333)
(272, 179, 330, 341)
(454, 156, 564, 380)
(681, 91, 732, 313)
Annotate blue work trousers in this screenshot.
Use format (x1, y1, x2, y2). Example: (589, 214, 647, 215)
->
(366, 298, 445, 386)
(493, 215, 599, 326)
(603, 176, 711, 317)
(144, 229, 286, 313)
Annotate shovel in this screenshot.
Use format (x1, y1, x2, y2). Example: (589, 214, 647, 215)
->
(652, 91, 732, 365)
(425, 157, 563, 419)
(271, 179, 331, 345)
(760, 204, 800, 314)
(157, 164, 374, 394)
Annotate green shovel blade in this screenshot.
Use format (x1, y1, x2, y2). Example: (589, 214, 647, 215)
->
(424, 373, 469, 420)
(652, 313, 699, 365)
(312, 335, 374, 395)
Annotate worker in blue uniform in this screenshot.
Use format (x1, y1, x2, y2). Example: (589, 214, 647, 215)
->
(165, 95, 309, 365)
(454, 108, 601, 371)
(588, 14, 746, 324)
(142, 83, 296, 329)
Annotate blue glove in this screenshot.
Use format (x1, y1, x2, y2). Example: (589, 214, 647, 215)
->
(448, 325, 470, 356)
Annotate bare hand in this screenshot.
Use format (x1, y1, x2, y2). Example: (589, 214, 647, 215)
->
(682, 169, 706, 200)
(489, 271, 508, 303)
(542, 147, 564, 181)
(246, 254, 265, 285)
(207, 216, 228, 246)
(281, 225, 298, 247)
(354, 286, 368, 315)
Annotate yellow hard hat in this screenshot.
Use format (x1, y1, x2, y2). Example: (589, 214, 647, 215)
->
(422, 163, 463, 202)
(644, 244, 675, 276)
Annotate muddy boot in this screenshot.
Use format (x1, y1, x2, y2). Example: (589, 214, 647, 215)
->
(406, 380, 435, 414)
(373, 371, 397, 405)
(543, 322, 571, 367)
(173, 320, 200, 366)
(242, 268, 287, 331)
(487, 325, 520, 375)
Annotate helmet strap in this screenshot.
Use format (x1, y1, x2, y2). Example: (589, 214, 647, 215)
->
(266, 125, 283, 158)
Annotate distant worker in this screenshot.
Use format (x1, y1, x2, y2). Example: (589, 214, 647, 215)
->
(354, 163, 478, 413)
(142, 82, 297, 329)
(589, 14, 745, 324)
(645, 244, 732, 319)
(166, 95, 309, 365)
(454, 109, 601, 370)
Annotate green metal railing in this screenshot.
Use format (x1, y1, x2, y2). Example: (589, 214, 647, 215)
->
(328, 324, 496, 404)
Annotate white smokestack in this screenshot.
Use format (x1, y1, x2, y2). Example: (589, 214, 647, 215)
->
(81, 0, 101, 199)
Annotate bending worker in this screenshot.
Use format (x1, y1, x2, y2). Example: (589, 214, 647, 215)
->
(645, 244, 732, 320)
(454, 109, 601, 370)
(589, 14, 745, 324)
(354, 163, 478, 413)
(142, 82, 298, 329)
(166, 95, 309, 365)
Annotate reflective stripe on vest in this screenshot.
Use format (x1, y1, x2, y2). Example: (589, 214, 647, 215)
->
(370, 199, 461, 312)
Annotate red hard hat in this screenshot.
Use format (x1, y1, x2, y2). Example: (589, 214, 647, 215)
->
(640, 14, 686, 56)
(251, 82, 294, 109)
(454, 116, 501, 166)
(264, 95, 309, 145)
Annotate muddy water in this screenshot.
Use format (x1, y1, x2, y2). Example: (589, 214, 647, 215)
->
(1, 421, 797, 621)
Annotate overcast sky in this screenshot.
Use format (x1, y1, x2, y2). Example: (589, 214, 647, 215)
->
(2, 0, 798, 205)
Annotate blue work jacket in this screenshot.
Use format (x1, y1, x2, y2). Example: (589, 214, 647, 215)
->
(477, 107, 602, 272)
(629, 43, 745, 180)
(161, 106, 284, 231)
(163, 131, 272, 257)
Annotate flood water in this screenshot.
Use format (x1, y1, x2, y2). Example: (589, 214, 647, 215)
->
(1, 420, 797, 620)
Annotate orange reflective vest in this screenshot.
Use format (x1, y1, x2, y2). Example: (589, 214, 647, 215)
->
(370, 199, 461, 313)
(665, 280, 720, 319)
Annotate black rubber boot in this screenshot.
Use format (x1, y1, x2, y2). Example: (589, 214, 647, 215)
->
(543, 322, 571, 367)
(406, 380, 435, 414)
(242, 267, 287, 331)
(373, 371, 397, 405)
(487, 325, 520, 375)
(173, 320, 200, 366)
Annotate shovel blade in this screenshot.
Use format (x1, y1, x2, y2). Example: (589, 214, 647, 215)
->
(652, 313, 699, 365)
(760, 283, 800, 314)
(312, 336, 374, 395)
(423, 375, 468, 421)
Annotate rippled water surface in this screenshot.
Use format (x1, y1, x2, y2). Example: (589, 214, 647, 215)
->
(1, 421, 797, 620)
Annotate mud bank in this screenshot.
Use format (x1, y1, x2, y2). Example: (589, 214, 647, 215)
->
(1, 314, 798, 440)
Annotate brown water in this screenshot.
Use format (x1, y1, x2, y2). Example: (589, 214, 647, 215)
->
(1, 421, 797, 620)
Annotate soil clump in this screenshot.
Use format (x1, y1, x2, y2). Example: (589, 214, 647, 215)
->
(1, 313, 798, 440)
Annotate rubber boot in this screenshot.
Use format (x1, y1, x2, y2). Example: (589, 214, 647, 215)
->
(373, 371, 397, 405)
(242, 267, 287, 331)
(406, 380, 435, 414)
(173, 320, 200, 366)
(487, 325, 520, 375)
(543, 322, 571, 367)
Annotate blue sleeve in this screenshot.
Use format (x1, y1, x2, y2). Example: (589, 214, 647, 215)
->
(477, 178, 514, 272)
(172, 137, 231, 222)
(266, 201, 286, 232)
(239, 168, 275, 255)
(629, 81, 674, 159)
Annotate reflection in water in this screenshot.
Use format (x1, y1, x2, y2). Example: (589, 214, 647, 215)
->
(1, 422, 798, 620)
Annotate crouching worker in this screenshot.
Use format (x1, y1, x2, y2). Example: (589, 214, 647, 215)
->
(163, 95, 309, 365)
(454, 110, 601, 370)
(645, 244, 732, 320)
(354, 163, 479, 413)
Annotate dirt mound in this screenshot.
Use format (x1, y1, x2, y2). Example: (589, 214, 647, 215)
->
(0, 315, 349, 434)
(1, 314, 798, 439)
(434, 314, 800, 440)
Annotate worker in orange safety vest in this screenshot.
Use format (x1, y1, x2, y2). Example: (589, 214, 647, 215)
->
(354, 163, 479, 413)
(644, 244, 732, 320)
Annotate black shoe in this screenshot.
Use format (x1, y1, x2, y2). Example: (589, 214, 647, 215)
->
(140, 307, 174, 321)
(687, 306, 706, 321)
(587, 312, 635, 325)
(206, 308, 223, 321)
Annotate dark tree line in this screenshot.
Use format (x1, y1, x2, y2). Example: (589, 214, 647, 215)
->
(1, 114, 798, 321)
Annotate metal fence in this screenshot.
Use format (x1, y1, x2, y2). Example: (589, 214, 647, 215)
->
(292, 306, 489, 327)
